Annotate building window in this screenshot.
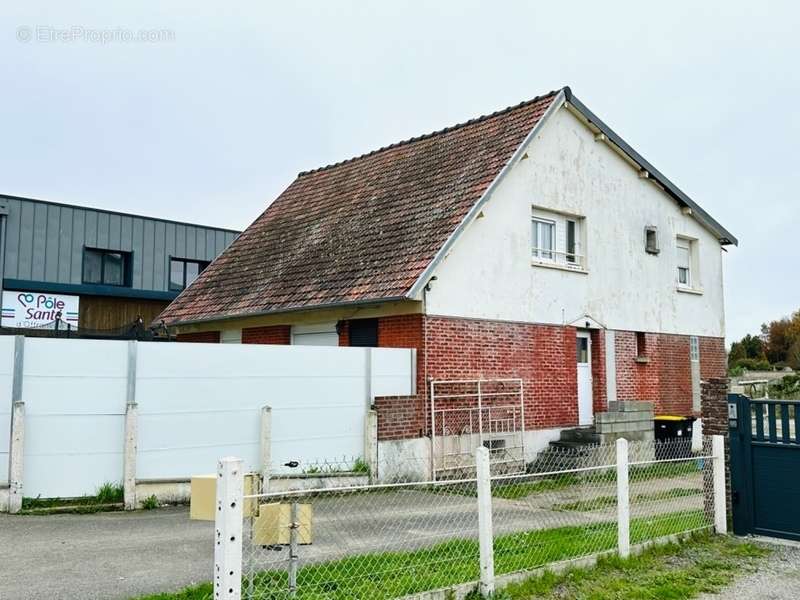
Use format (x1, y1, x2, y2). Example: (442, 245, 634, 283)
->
(220, 329, 242, 344)
(531, 217, 555, 260)
(531, 207, 586, 270)
(645, 226, 660, 254)
(690, 336, 700, 361)
(348, 319, 378, 347)
(676, 237, 697, 289)
(169, 258, 210, 291)
(83, 248, 131, 286)
(291, 323, 339, 346)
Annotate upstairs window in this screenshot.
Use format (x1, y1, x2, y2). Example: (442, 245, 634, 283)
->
(531, 207, 586, 270)
(83, 248, 132, 287)
(169, 258, 210, 291)
(644, 226, 660, 254)
(531, 218, 555, 260)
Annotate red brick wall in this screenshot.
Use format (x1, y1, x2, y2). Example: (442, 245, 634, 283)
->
(699, 336, 727, 379)
(337, 320, 349, 346)
(374, 395, 426, 440)
(614, 331, 726, 416)
(176, 331, 220, 343)
(242, 325, 291, 344)
(591, 328, 607, 414)
(421, 317, 578, 430)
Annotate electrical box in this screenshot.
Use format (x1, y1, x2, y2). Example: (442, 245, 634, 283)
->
(189, 473, 260, 521)
(252, 503, 313, 545)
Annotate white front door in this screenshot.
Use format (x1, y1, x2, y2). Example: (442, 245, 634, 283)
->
(576, 331, 593, 426)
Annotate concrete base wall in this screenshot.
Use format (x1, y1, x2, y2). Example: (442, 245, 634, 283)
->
(595, 401, 655, 461)
(0, 486, 8, 512)
(377, 437, 432, 482)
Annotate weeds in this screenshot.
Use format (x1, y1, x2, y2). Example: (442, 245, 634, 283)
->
(141, 495, 159, 510)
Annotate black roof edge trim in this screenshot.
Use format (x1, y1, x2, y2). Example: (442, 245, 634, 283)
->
(562, 88, 737, 246)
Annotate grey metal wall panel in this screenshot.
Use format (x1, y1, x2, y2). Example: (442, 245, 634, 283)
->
(4, 199, 21, 279)
(120, 216, 133, 252)
(96, 212, 109, 249)
(141, 219, 155, 290)
(153, 220, 166, 290)
(44, 204, 61, 281)
(108, 213, 122, 250)
(84, 211, 98, 249)
(1, 197, 238, 293)
(131, 218, 144, 289)
(70, 210, 85, 284)
(31, 203, 47, 281)
(58, 207, 74, 282)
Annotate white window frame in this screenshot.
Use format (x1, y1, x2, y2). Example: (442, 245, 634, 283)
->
(531, 217, 556, 261)
(676, 236, 699, 291)
(531, 207, 587, 271)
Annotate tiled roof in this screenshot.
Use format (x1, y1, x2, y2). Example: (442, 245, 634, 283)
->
(158, 91, 560, 325)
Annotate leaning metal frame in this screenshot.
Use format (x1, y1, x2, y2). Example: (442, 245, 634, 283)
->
(429, 378, 525, 481)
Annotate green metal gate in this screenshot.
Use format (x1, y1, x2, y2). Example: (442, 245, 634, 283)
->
(729, 393, 800, 540)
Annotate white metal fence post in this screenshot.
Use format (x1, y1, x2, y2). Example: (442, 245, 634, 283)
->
(475, 445, 495, 597)
(215, 457, 244, 600)
(616, 437, 630, 558)
(712, 435, 728, 534)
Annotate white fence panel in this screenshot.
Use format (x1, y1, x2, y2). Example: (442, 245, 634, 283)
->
(23, 338, 127, 498)
(135, 343, 412, 479)
(371, 347, 415, 397)
(0, 336, 15, 484)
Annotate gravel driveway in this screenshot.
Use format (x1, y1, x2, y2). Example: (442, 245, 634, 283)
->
(702, 538, 800, 600)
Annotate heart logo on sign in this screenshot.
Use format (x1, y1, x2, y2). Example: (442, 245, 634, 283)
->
(17, 293, 34, 307)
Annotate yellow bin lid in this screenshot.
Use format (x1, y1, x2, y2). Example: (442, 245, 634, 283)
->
(654, 415, 688, 421)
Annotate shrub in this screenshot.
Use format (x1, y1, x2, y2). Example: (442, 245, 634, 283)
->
(141, 495, 159, 510)
(729, 358, 772, 372)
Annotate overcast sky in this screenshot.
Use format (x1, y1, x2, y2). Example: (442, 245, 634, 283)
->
(1, 1, 797, 344)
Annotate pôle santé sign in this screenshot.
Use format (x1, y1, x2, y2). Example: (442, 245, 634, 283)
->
(1, 291, 79, 329)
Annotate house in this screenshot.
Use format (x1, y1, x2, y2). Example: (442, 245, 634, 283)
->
(0, 194, 239, 335)
(157, 87, 735, 465)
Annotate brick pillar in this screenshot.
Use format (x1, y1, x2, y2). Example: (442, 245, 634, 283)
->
(701, 377, 731, 523)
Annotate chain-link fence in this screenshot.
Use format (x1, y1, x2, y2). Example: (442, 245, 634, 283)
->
(213, 436, 725, 600)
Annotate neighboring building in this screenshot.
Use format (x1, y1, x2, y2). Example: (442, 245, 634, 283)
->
(158, 87, 736, 456)
(0, 194, 238, 334)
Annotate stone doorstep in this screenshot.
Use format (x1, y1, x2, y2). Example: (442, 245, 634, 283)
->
(598, 430, 655, 444)
(607, 400, 655, 413)
(595, 411, 654, 424)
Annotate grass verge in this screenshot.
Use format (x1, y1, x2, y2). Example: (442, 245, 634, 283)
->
(131, 510, 709, 600)
(496, 532, 768, 599)
(553, 487, 702, 512)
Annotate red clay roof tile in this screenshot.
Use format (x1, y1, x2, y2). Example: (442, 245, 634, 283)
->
(158, 91, 560, 325)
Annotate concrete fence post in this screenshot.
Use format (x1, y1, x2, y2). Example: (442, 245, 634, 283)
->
(123, 341, 138, 510)
(215, 457, 244, 600)
(260, 406, 272, 493)
(8, 335, 25, 514)
(712, 435, 728, 534)
(475, 446, 495, 597)
(365, 409, 378, 482)
(123, 403, 138, 510)
(616, 437, 630, 558)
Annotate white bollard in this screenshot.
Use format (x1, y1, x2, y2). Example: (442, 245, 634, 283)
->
(215, 457, 244, 600)
(616, 438, 630, 558)
(475, 446, 495, 597)
(712, 435, 728, 534)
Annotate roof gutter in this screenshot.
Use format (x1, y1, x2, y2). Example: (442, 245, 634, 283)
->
(562, 88, 738, 246)
(406, 89, 569, 300)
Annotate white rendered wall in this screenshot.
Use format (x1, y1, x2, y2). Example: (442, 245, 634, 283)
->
(425, 106, 726, 338)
